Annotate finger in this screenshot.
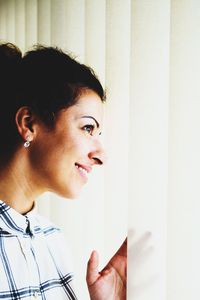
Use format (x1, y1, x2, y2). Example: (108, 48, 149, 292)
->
(86, 250, 100, 286)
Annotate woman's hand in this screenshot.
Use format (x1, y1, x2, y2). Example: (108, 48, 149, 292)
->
(86, 238, 127, 300)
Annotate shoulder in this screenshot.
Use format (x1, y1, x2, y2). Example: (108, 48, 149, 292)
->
(31, 212, 70, 255)
(33, 212, 61, 236)
(32, 213, 74, 271)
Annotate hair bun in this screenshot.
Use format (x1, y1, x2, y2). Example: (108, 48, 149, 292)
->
(0, 42, 22, 81)
(0, 42, 22, 63)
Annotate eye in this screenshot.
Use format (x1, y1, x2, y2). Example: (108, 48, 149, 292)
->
(83, 124, 95, 135)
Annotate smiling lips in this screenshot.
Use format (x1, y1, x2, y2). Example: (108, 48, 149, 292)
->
(75, 163, 92, 181)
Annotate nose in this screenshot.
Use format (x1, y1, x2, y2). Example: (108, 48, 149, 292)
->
(88, 140, 107, 166)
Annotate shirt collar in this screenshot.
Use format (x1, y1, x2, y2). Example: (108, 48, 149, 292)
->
(0, 200, 36, 237)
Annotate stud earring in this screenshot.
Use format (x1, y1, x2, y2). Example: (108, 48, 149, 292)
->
(24, 135, 31, 148)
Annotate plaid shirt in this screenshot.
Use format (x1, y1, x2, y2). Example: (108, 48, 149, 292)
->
(0, 200, 77, 300)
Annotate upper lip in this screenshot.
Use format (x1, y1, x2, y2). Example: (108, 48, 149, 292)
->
(75, 163, 92, 173)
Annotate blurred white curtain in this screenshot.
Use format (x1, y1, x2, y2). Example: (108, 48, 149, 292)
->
(0, 0, 200, 299)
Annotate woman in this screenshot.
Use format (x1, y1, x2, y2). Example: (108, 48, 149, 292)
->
(0, 43, 127, 299)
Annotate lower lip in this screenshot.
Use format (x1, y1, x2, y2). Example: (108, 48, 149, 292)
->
(76, 166, 88, 182)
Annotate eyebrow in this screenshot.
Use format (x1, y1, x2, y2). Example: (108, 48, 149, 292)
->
(81, 116, 100, 128)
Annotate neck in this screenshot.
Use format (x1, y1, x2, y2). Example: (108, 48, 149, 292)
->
(0, 151, 44, 214)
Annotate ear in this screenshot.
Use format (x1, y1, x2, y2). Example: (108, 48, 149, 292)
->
(15, 106, 38, 142)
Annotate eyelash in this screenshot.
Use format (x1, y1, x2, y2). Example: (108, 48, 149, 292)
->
(83, 124, 95, 135)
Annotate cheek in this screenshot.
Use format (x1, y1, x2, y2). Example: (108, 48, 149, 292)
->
(70, 135, 91, 157)
(30, 129, 91, 171)
(29, 141, 55, 174)
(29, 130, 63, 166)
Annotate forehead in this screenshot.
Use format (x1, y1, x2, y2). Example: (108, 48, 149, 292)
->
(68, 90, 104, 120)
(54, 90, 104, 131)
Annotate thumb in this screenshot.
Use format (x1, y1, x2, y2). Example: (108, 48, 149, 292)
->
(86, 250, 100, 286)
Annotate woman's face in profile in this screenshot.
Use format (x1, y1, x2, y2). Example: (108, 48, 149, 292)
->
(29, 89, 105, 199)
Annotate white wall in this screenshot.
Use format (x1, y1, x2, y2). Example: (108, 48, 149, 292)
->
(0, 0, 200, 299)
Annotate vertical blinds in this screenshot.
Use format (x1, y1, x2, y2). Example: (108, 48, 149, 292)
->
(0, 1, 200, 299)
